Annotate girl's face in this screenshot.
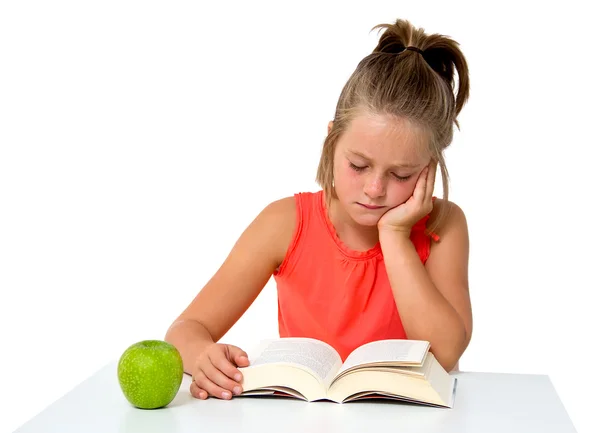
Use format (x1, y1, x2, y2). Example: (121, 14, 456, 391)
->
(331, 113, 431, 227)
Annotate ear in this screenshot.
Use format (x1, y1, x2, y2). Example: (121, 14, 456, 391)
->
(327, 121, 333, 135)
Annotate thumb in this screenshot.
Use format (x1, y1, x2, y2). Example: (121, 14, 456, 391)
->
(227, 345, 249, 366)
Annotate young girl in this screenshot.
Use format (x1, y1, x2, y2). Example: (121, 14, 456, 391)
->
(165, 18, 473, 401)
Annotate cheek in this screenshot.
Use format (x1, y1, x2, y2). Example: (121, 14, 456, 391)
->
(346, 167, 364, 184)
(388, 180, 418, 203)
(334, 165, 361, 189)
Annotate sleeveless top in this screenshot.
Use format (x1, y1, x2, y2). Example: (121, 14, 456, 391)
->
(273, 190, 439, 361)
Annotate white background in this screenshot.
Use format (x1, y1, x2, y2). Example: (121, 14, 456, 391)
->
(1, 1, 598, 432)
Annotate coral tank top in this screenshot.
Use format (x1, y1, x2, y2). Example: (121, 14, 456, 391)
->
(273, 190, 438, 361)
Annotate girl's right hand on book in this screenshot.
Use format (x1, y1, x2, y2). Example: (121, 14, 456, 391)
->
(190, 343, 249, 400)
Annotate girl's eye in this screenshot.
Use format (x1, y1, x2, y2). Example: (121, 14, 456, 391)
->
(350, 162, 412, 181)
(392, 173, 412, 181)
(349, 162, 366, 172)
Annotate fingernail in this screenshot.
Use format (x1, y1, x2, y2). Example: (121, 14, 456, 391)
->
(235, 373, 242, 381)
(222, 391, 232, 399)
(233, 386, 242, 395)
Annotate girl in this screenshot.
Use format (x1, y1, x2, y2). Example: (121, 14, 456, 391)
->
(165, 18, 473, 401)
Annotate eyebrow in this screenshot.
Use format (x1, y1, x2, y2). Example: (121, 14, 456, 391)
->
(347, 150, 421, 169)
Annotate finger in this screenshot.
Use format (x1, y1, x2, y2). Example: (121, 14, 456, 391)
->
(425, 161, 437, 203)
(190, 378, 208, 400)
(235, 354, 249, 367)
(206, 354, 244, 393)
(203, 360, 242, 398)
(194, 369, 233, 399)
(214, 348, 245, 382)
(227, 345, 250, 368)
(413, 166, 429, 203)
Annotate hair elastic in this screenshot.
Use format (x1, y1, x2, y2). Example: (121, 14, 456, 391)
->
(405, 46, 424, 55)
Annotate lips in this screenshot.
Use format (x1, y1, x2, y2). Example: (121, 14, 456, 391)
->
(358, 203, 385, 210)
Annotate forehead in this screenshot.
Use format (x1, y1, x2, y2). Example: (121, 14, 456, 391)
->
(340, 113, 429, 159)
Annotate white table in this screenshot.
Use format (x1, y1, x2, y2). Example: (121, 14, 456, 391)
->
(14, 360, 576, 433)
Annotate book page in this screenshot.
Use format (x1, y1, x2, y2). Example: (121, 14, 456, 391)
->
(336, 339, 430, 378)
(248, 338, 343, 385)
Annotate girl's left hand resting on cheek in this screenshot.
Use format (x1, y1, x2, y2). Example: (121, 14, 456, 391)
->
(377, 160, 437, 236)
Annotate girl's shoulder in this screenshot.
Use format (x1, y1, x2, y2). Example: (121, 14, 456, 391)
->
(258, 195, 298, 267)
(428, 198, 468, 239)
(261, 190, 324, 268)
(262, 195, 297, 215)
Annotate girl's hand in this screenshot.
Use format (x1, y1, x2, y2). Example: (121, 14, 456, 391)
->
(190, 343, 249, 400)
(377, 160, 437, 236)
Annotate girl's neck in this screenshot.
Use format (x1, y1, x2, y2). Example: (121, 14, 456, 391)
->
(326, 196, 380, 251)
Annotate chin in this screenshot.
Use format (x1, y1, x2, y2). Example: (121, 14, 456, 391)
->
(355, 219, 380, 227)
(349, 211, 382, 227)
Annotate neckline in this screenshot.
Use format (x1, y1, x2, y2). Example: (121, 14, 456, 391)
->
(317, 190, 383, 260)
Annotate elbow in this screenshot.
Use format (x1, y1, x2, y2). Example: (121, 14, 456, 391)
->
(437, 327, 470, 373)
(437, 349, 463, 373)
(164, 318, 186, 344)
(439, 356, 460, 373)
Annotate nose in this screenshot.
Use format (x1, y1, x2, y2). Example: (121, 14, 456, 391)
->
(363, 173, 386, 199)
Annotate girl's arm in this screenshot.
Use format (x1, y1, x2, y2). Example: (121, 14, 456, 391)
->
(379, 200, 473, 372)
(165, 196, 296, 375)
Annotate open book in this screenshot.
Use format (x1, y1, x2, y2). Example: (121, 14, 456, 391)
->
(238, 337, 457, 408)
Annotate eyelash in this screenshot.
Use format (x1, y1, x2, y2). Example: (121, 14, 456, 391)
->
(348, 162, 411, 181)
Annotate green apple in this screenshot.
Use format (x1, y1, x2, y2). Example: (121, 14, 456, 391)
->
(117, 340, 184, 409)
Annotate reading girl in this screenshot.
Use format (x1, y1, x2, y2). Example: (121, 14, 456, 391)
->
(165, 18, 473, 400)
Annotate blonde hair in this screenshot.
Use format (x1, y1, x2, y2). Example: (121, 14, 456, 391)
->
(316, 19, 470, 234)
